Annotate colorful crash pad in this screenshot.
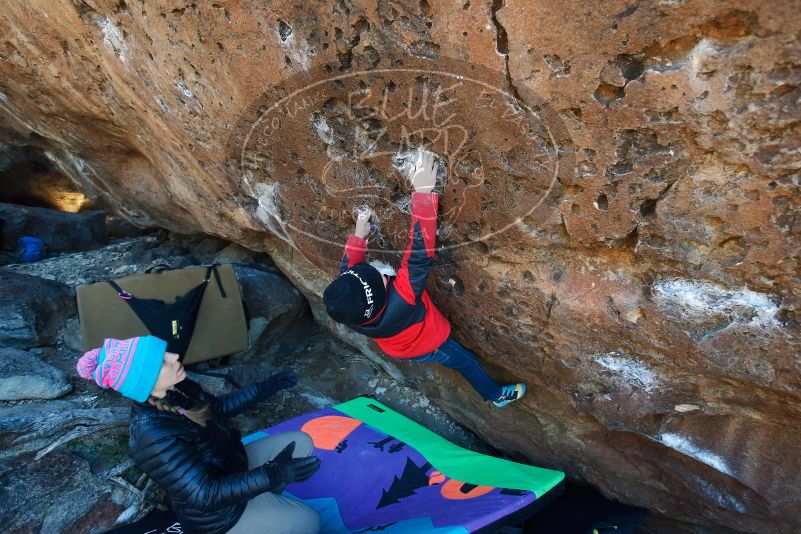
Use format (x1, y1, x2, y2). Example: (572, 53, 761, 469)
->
(250, 397, 564, 533)
(113, 397, 564, 533)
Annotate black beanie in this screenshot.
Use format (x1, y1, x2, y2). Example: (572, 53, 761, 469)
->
(323, 263, 387, 325)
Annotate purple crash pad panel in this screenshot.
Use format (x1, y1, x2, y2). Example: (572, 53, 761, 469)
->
(245, 404, 558, 533)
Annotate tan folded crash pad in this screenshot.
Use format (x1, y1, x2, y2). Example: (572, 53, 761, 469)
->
(77, 264, 249, 364)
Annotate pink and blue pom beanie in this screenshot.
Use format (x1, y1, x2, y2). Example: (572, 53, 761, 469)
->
(77, 336, 167, 402)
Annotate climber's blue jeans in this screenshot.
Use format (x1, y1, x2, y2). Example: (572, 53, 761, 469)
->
(408, 337, 503, 401)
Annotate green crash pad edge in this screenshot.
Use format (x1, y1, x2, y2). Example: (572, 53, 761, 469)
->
(334, 397, 565, 497)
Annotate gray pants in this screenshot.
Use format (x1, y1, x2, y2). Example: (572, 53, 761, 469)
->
(227, 431, 320, 534)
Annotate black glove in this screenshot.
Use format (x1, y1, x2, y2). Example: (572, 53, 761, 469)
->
(265, 442, 321, 487)
(258, 370, 298, 398)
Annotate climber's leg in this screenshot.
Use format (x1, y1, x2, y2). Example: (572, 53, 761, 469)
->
(409, 337, 507, 401)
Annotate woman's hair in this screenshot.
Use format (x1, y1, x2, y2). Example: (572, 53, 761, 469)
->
(146, 379, 211, 427)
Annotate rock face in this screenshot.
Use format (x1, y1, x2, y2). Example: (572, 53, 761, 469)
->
(0, 1, 799, 531)
(0, 141, 92, 212)
(0, 202, 106, 252)
(0, 271, 76, 348)
(0, 347, 71, 400)
(0, 449, 136, 533)
(231, 264, 310, 361)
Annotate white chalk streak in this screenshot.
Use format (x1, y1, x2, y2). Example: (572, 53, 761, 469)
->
(660, 432, 733, 476)
(594, 352, 657, 392)
(97, 17, 127, 64)
(653, 278, 779, 329)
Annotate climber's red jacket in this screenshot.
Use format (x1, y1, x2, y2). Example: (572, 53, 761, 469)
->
(339, 192, 451, 358)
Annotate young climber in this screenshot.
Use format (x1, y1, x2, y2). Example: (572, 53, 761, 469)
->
(76, 336, 321, 534)
(323, 149, 526, 407)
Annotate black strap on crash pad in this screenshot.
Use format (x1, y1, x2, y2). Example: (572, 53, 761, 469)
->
(106, 265, 226, 357)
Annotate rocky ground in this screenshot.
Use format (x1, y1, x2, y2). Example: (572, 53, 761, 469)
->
(0, 213, 488, 533)
(1, 1, 799, 531)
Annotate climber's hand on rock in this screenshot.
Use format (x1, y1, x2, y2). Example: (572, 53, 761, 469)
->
(410, 148, 438, 194)
(354, 208, 372, 239)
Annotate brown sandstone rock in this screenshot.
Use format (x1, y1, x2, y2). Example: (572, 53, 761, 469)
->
(0, 0, 799, 531)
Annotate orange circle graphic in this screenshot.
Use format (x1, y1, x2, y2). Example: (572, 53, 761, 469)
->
(300, 415, 362, 450)
(440, 479, 495, 500)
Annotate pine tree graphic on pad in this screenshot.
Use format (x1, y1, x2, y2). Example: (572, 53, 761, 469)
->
(377, 458, 433, 508)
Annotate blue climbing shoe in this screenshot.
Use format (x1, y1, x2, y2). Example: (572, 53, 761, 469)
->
(493, 383, 526, 408)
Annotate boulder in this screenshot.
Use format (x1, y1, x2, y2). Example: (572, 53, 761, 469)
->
(2, 235, 187, 287)
(189, 236, 229, 259)
(0, 202, 106, 253)
(0, 141, 93, 212)
(0, 397, 136, 533)
(0, 271, 75, 348)
(213, 243, 258, 264)
(59, 316, 84, 353)
(231, 264, 311, 361)
(0, 1, 799, 531)
(0, 400, 129, 459)
(0, 347, 71, 400)
(105, 215, 150, 239)
(0, 450, 135, 533)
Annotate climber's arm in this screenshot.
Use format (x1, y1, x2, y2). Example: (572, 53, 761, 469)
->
(338, 208, 371, 273)
(394, 192, 439, 304)
(394, 150, 439, 304)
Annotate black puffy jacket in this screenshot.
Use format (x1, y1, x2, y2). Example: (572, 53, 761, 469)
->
(129, 380, 279, 534)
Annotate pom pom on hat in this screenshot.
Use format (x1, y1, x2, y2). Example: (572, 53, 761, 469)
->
(77, 348, 101, 379)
